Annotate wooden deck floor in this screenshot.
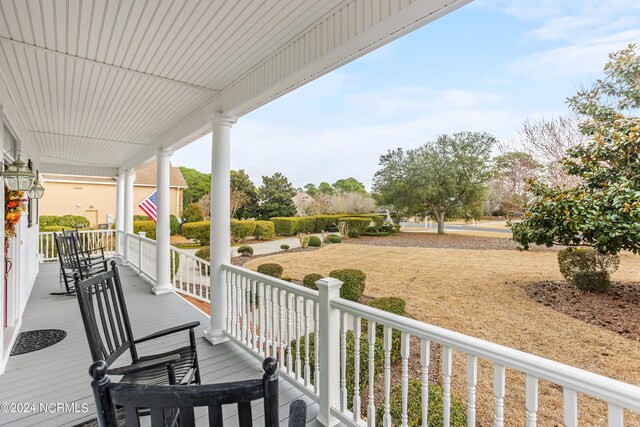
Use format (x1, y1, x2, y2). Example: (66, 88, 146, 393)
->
(0, 262, 319, 426)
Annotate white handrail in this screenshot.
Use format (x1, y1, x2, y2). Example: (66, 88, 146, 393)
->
(38, 229, 116, 261)
(171, 246, 211, 302)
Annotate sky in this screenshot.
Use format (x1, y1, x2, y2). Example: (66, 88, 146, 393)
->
(171, 0, 640, 191)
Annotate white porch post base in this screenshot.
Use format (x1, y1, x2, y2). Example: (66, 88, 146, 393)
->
(152, 284, 175, 295)
(202, 328, 229, 345)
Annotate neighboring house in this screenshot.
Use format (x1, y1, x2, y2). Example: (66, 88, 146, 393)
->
(40, 161, 187, 227)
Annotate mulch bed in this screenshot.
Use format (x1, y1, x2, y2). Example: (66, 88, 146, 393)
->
(344, 233, 554, 251)
(526, 281, 640, 341)
(231, 247, 320, 267)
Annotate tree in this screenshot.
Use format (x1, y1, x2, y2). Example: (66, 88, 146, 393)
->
(230, 190, 249, 218)
(518, 115, 585, 187)
(183, 202, 204, 223)
(230, 170, 258, 219)
(332, 177, 367, 194)
(373, 132, 496, 234)
(257, 172, 297, 220)
(179, 166, 210, 208)
(318, 182, 335, 195)
(510, 45, 640, 255)
(490, 151, 541, 216)
(303, 183, 319, 197)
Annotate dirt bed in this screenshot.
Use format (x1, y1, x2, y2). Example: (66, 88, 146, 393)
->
(527, 281, 640, 341)
(346, 232, 552, 251)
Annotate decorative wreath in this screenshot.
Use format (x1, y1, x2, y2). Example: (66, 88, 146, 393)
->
(5, 188, 27, 240)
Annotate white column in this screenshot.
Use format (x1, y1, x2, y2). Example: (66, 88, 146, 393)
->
(152, 150, 174, 295)
(115, 174, 124, 256)
(0, 106, 5, 356)
(317, 277, 343, 427)
(204, 114, 237, 345)
(122, 169, 135, 263)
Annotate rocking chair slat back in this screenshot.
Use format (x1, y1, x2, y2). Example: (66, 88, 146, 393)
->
(75, 261, 137, 364)
(54, 233, 83, 272)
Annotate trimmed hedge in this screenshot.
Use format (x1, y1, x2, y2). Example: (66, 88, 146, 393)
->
(308, 236, 322, 247)
(40, 225, 72, 232)
(257, 263, 283, 279)
(348, 229, 360, 238)
(194, 247, 210, 274)
(133, 220, 156, 240)
(230, 220, 256, 243)
(271, 217, 300, 235)
(280, 244, 290, 250)
(338, 217, 372, 235)
(40, 215, 90, 230)
(313, 215, 345, 232)
(329, 269, 366, 302)
(254, 221, 275, 240)
(557, 247, 619, 292)
(237, 246, 253, 256)
(574, 270, 611, 292)
(362, 231, 390, 237)
(375, 381, 467, 427)
(135, 215, 179, 234)
(367, 297, 407, 361)
(302, 273, 323, 290)
(182, 221, 210, 245)
(271, 215, 375, 235)
(329, 234, 342, 243)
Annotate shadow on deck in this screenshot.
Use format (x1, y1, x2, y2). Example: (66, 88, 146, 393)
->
(0, 262, 319, 426)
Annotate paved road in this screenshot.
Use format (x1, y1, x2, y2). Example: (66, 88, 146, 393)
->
(401, 220, 513, 234)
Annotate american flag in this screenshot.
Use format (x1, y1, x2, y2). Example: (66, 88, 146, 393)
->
(138, 191, 158, 222)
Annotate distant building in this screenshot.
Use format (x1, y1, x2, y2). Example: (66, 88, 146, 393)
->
(40, 162, 188, 227)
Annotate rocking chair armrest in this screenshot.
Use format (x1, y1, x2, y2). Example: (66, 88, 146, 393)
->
(107, 354, 180, 376)
(134, 321, 201, 344)
(83, 246, 105, 254)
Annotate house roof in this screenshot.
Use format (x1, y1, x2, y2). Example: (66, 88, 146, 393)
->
(42, 161, 187, 188)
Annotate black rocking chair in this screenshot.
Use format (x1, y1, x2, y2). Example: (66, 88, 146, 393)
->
(54, 233, 108, 295)
(63, 227, 108, 265)
(74, 260, 201, 387)
(89, 357, 307, 427)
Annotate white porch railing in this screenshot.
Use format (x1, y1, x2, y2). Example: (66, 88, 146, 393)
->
(170, 246, 210, 302)
(39, 229, 116, 261)
(222, 264, 640, 427)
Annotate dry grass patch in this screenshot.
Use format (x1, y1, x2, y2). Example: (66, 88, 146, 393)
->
(243, 245, 640, 426)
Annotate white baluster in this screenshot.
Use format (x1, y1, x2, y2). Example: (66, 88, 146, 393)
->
(367, 320, 376, 425)
(271, 286, 279, 357)
(265, 284, 271, 357)
(241, 277, 247, 344)
(608, 403, 624, 427)
(563, 388, 578, 427)
(304, 298, 311, 386)
(421, 339, 430, 427)
(352, 315, 361, 422)
(286, 292, 293, 373)
(494, 363, 506, 427)
(225, 272, 232, 332)
(258, 282, 265, 356)
(313, 301, 320, 394)
(340, 311, 347, 411)
(279, 290, 286, 368)
(251, 280, 257, 351)
(466, 355, 477, 427)
(383, 326, 392, 427)
(401, 332, 411, 427)
(295, 296, 302, 379)
(525, 374, 538, 427)
(442, 346, 453, 427)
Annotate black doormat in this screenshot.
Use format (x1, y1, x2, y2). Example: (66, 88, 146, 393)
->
(10, 329, 67, 355)
(72, 409, 126, 427)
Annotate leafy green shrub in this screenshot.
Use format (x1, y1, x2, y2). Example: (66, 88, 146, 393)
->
(230, 219, 257, 243)
(169, 251, 180, 280)
(339, 217, 372, 235)
(257, 263, 283, 279)
(557, 247, 619, 291)
(280, 244, 290, 250)
(133, 215, 150, 221)
(297, 217, 315, 233)
(237, 245, 254, 256)
(289, 331, 384, 411)
(362, 231, 390, 237)
(367, 297, 407, 361)
(302, 273, 323, 290)
(371, 215, 386, 231)
(348, 229, 360, 238)
(271, 217, 301, 235)
(313, 215, 345, 232)
(40, 215, 90, 230)
(133, 220, 156, 240)
(40, 225, 72, 232)
(183, 203, 204, 223)
(170, 214, 179, 235)
(375, 381, 467, 427)
(182, 221, 210, 245)
(574, 270, 611, 292)
(194, 247, 210, 262)
(308, 236, 322, 247)
(330, 269, 366, 302)
(254, 221, 275, 240)
(329, 234, 342, 243)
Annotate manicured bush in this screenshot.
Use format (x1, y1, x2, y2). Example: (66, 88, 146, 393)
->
(133, 215, 150, 221)
(348, 229, 360, 238)
(254, 220, 275, 240)
(182, 221, 210, 245)
(302, 273, 323, 290)
(289, 331, 384, 412)
(194, 247, 210, 262)
(338, 217, 372, 235)
(257, 263, 283, 279)
(308, 236, 322, 247)
(375, 381, 467, 427)
(329, 234, 342, 243)
(313, 215, 344, 232)
(280, 244, 290, 250)
(362, 231, 390, 237)
(367, 297, 407, 361)
(133, 220, 156, 240)
(40, 215, 90, 230)
(183, 203, 204, 223)
(40, 225, 72, 232)
(297, 217, 316, 234)
(329, 269, 366, 302)
(237, 245, 253, 256)
(230, 219, 257, 243)
(170, 214, 179, 235)
(557, 247, 619, 291)
(574, 270, 611, 293)
(271, 217, 301, 235)
(371, 215, 386, 231)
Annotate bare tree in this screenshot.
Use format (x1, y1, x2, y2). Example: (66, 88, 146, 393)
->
(518, 115, 586, 187)
(229, 190, 249, 218)
(197, 194, 210, 220)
